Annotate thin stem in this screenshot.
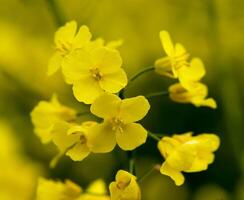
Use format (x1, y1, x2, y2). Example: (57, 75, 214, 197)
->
(148, 132, 161, 141)
(46, 0, 65, 26)
(129, 66, 155, 82)
(145, 91, 169, 99)
(127, 151, 136, 175)
(138, 165, 157, 182)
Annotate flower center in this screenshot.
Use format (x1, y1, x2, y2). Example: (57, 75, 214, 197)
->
(117, 180, 131, 190)
(56, 41, 72, 56)
(79, 135, 87, 144)
(90, 68, 103, 81)
(110, 117, 124, 133)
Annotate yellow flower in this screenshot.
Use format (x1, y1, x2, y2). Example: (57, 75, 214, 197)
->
(79, 179, 110, 200)
(30, 94, 76, 143)
(109, 170, 141, 200)
(51, 121, 97, 161)
(168, 82, 217, 109)
(62, 47, 128, 104)
(155, 30, 189, 78)
(177, 58, 206, 89)
(158, 132, 220, 186)
(48, 21, 92, 76)
(86, 93, 150, 152)
(36, 178, 82, 200)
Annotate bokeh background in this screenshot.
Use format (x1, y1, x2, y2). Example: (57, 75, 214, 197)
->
(1, 0, 244, 199)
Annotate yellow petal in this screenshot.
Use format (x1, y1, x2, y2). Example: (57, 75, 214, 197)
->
(73, 25, 92, 49)
(51, 121, 79, 151)
(54, 21, 77, 47)
(116, 123, 147, 150)
(66, 143, 90, 161)
(196, 98, 217, 109)
(160, 162, 185, 186)
(195, 133, 220, 152)
(159, 31, 174, 56)
(86, 122, 116, 153)
(175, 43, 187, 57)
(157, 137, 181, 158)
(109, 170, 141, 200)
(179, 58, 206, 88)
(99, 68, 128, 93)
(47, 52, 63, 76)
(91, 47, 122, 74)
(73, 76, 104, 104)
(154, 57, 176, 78)
(86, 179, 107, 195)
(62, 50, 92, 84)
(90, 93, 121, 119)
(119, 96, 150, 123)
(106, 39, 123, 49)
(186, 153, 214, 172)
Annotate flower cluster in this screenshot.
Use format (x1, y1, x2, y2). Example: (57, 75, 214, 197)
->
(155, 31, 217, 108)
(31, 21, 220, 199)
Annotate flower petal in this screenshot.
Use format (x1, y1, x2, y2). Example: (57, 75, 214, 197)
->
(66, 143, 90, 161)
(62, 50, 92, 84)
(47, 52, 63, 76)
(73, 25, 92, 49)
(90, 93, 121, 119)
(54, 21, 77, 46)
(160, 162, 185, 186)
(91, 47, 122, 74)
(119, 96, 150, 123)
(51, 121, 79, 151)
(116, 123, 147, 150)
(73, 76, 104, 104)
(99, 68, 128, 93)
(159, 31, 174, 56)
(86, 122, 116, 153)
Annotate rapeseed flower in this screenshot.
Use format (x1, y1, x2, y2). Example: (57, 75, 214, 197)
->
(62, 47, 127, 104)
(158, 132, 220, 186)
(48, 21, 92, 76)
(51, 121, 97, 161)
(31, 94, 76, 143)
(86, 93, 150, 152)
(109, 170, 141, 200)
(155, 30, 189, 78)
(169, 82, 217, 109)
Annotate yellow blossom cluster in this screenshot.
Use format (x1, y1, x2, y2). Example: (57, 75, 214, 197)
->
(155, 31, 217, 108)
(31, 21, 220, 199)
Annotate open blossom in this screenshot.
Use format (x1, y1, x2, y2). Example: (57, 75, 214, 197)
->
(168, 82, 217, 109)
(177, 57, 206, 89)
(109, 170, 141, 200)
(62, 47, 128, 104)
(155, 30, 189, 78)
(86, 93, 150, 152)
(36, 178, 82, 200)
(30, 94, 76, 143)
(158, 132, 220, 186)
(48, 21, 92, 76)
(51, 121, 97, 162)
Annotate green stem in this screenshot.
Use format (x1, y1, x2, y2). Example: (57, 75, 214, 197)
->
(46, 0, 65, 26)
(148, 132, 161, 141)
(138, 165, 156, 182)
(129, 66, 155, 82)
(145, 91, 169, 99)
(127, 151, 136, 174)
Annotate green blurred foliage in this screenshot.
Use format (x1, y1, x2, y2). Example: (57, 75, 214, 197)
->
(0, 0, 244, 199)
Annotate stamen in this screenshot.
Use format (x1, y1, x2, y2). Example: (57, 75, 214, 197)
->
(90, 68, 103, 81)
